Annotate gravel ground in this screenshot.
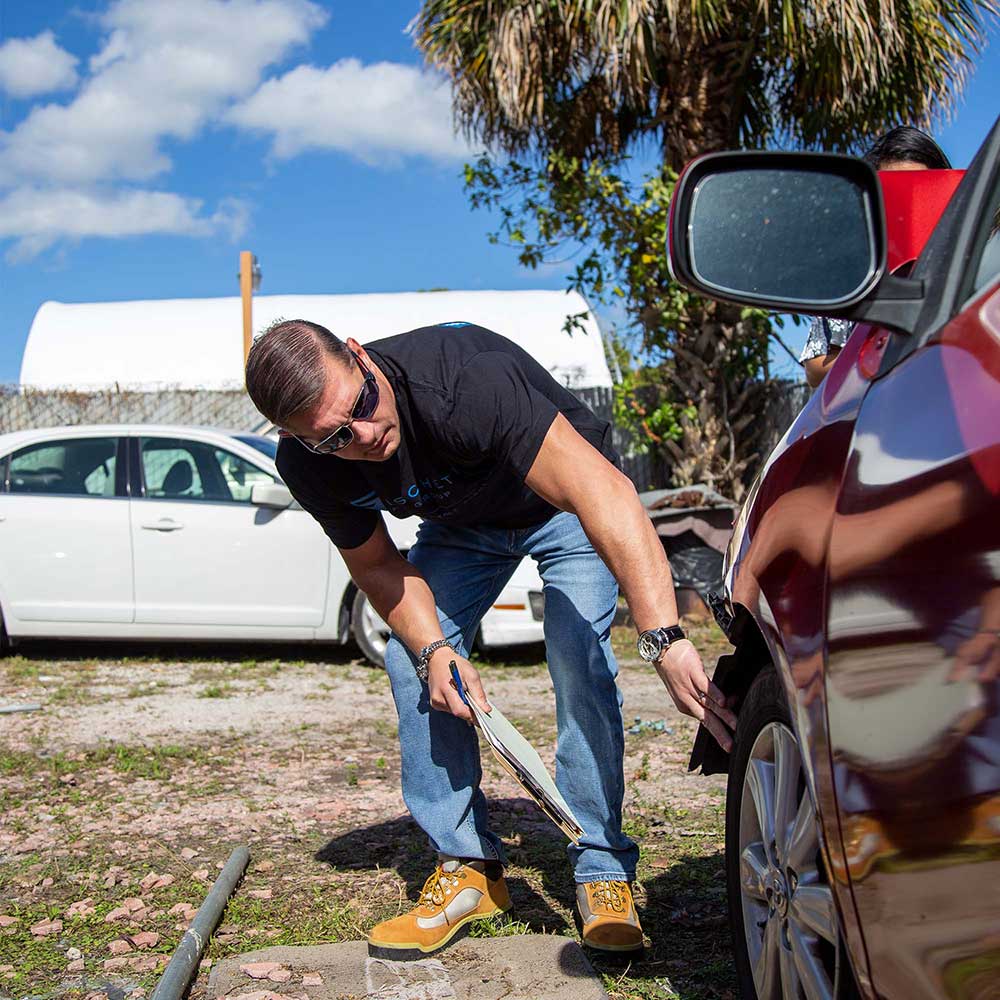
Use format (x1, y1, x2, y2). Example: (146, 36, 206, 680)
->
(0, 623, 734, 1000)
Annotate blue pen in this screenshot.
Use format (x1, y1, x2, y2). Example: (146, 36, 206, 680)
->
(449, 660, 470, 706)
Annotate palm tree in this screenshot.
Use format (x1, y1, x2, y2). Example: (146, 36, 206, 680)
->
(413, 0, 996, 165)
(411, 1, 998, 495)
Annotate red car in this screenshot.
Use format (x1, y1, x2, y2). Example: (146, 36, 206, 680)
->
(668, 118, 1000, 1000)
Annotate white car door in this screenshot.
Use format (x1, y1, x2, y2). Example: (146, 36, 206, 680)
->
(129, 434, 329, 627)
(0, 434, 133, 624)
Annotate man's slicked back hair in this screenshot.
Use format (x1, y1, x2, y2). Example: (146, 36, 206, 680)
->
(245, 318, 353, 427)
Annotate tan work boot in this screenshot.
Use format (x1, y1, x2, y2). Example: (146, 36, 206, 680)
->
(367, 858, 511, 958)
(576, 880, 644, 952)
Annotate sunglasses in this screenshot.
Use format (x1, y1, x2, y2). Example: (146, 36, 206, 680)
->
(285, 353, 380, 454)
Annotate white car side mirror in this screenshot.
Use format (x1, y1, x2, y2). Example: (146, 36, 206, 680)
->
(251, 482, 294, 510)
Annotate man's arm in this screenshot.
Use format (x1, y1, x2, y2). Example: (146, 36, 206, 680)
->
(524, 414, 737, 750)
(339, 519, 487, 723)
(804, 348, 841, 388)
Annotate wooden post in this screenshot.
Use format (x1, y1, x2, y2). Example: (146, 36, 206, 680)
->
(239, 250, 254, 367)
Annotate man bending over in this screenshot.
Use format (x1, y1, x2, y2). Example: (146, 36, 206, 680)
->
(245, 320, 735, 956)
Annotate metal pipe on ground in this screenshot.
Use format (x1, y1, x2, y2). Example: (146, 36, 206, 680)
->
(0, 703, 41, 714)
(151, 845, 250, 1000)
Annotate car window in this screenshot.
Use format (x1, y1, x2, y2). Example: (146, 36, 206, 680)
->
(140, 437, 274, 503)
(141, 438, 216, 501)
(214, 447, 276, 502)
(8, 437, 118, 497)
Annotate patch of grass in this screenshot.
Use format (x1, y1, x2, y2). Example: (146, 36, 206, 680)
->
(207, 884, 365, 957)
(0, 844, 216, 993)
(633, 753, 651, 782)
(108, 743, 187, 779)
(198, 683, 233, 699)
(345, 764, 359, 787)
(2, 655, 41, 681)
(467, 912, 532, 938)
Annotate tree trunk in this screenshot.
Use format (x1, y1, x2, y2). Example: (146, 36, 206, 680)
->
(655, 300, 774, 502)
(652, 24, 776, 500)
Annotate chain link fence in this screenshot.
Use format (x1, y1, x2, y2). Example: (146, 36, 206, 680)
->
(0, 386, 268, 437)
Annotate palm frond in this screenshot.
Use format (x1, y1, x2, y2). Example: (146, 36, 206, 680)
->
(411, 0, 1000, 162)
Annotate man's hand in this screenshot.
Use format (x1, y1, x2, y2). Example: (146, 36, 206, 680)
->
(654, 639, 737, 752)
(427, 649, 491, 725)
(950, 631, 1000, 683)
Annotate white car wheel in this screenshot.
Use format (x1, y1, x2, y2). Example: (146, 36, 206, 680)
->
(351, 589, 389, 668)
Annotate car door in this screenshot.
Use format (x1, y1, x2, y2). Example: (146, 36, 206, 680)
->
(824, 131, 1000, 1000)
(129, 433, 329, 628)
(0, 433, 132, 624)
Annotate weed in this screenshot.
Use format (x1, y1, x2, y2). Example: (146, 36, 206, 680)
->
(634, 753, 651, 782)
(467, 912, 531, 938)
(199, 684, 232, 699)
(2, 656, 40, 681)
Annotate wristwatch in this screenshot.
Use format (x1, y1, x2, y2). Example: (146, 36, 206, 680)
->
(636, 625, 687, 663)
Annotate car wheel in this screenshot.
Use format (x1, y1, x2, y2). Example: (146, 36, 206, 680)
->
(726, 667, 848, 1000)
(351, 588, 389, 668)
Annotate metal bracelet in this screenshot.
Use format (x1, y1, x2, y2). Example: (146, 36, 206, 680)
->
(415, 639, 455, 682)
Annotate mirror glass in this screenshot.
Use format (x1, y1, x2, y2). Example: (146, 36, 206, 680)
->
(688, 168, 877, 305)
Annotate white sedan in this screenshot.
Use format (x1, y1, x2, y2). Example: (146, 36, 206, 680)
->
(0, 424, 545, 665)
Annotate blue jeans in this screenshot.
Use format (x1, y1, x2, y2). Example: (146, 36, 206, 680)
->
(382, 510, 639, 883)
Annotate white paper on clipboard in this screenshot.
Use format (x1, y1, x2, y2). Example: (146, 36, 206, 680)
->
(466, 697, 584, 844)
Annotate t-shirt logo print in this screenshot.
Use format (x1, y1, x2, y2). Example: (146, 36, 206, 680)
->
(350, 473, 457, 513)
(349, 489, 385, 511)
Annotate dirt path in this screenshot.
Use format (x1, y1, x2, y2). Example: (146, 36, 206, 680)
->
(0, 625, 734, 1000)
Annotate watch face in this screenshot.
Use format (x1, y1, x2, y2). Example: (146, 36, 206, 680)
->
(637, 631, 662, 662)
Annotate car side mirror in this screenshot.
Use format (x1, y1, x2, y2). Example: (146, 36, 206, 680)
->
(251, 482, 294, 509)
(668, 152, 887, 312)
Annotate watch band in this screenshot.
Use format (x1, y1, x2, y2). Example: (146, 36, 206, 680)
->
(415, 639, 455, 682)
(658, 625, 686, 646)
(636, 625, 687, 662)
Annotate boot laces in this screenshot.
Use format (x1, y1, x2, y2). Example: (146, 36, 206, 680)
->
(418, 866, 467, 909)
(591, 880, 628, 913)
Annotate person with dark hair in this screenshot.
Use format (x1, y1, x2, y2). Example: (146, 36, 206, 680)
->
(864, 125, 952, 171)
(245, 319, 737, 957)
(800, 126, 953, 388)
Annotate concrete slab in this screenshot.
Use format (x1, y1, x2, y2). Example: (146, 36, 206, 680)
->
(207, 934, 608, 1000)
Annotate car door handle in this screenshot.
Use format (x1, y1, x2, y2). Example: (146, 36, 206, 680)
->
(141, 518, 184, 532)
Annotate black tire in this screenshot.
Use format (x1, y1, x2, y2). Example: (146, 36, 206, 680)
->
(351, 588, 388, 668)
(726, 667, 854, 1000)
(0, 608, 9, 657)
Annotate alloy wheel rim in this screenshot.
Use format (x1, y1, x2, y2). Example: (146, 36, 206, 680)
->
(739, 721, 839, 1000)
(360, 597, 390, 658)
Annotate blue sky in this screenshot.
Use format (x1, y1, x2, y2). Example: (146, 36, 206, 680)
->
(1, 1, 998, 384)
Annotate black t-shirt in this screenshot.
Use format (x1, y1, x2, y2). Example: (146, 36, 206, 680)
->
(276, 323, 618, 549)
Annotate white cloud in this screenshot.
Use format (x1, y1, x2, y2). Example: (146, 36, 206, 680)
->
(0, 31, 79, 99)
(0, 0, 324, 259)
(226, 58, 470, 164)
(0, 0, 468, 262)
(0, 186, 249, 262)
(0, 0, 327, 188)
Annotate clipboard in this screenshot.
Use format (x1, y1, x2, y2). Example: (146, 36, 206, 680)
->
(451, 662, 584, 844)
